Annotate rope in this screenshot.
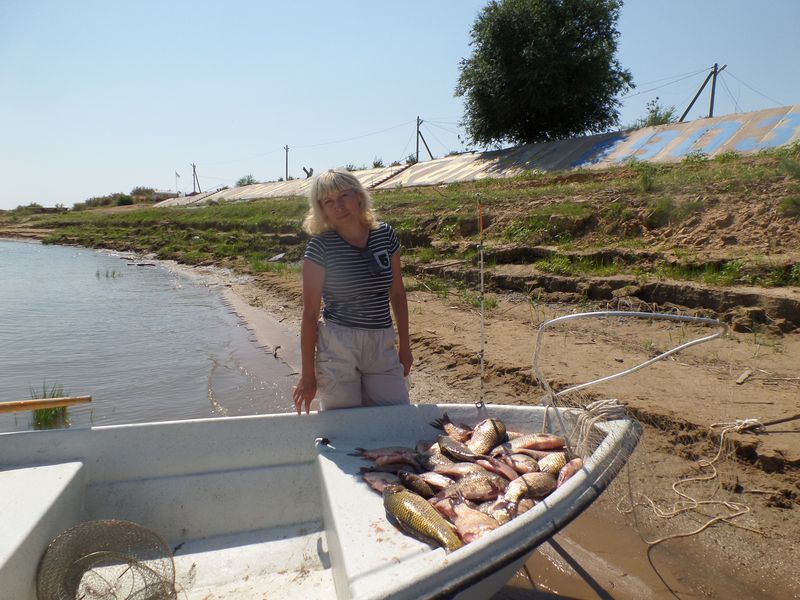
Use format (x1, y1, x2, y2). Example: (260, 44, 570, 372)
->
(617, 416, 766, 548)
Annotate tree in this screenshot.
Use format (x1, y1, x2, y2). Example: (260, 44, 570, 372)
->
(629, 97, 677, 129)
(236, 174, 258, 187)
(456, 0, 633, 147)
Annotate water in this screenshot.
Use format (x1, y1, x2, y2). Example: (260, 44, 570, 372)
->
(0, 240, 295, 433)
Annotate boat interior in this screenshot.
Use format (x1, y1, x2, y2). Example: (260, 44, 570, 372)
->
(0, 404, 638, 599)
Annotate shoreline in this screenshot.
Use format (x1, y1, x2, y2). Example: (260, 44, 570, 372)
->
(2, 236, 796, 598)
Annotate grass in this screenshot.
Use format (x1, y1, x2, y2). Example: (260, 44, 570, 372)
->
(4, 148, 797, 291)
(30, 382, 68, 429)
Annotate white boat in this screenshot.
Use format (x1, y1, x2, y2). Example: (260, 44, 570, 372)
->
(0, 403, 639, 600)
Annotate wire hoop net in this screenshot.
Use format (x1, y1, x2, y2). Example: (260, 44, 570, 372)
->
(37, 519, 176, 600)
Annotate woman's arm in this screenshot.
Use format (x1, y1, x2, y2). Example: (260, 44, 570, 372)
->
(389, 251, 413, 376)
(293, 259, 325, 415)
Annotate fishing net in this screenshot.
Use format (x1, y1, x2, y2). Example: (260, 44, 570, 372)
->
(36, 519, 176, 600)
(528, 310, 764, 551)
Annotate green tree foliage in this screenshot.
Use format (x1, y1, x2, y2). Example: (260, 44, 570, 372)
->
(236, 174, 258, 187)
(456, 0, 633, 146)
(629, 97, 677, 129)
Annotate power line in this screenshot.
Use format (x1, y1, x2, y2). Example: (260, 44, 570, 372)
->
(621, 69, 710, 100)
(633, 67, 709, 88)
(724, 70, 785, 107)
(198, 148, 282, 167)
(421, 123, 452, 155)
(719, 73, 743, 113)
(293, 120, 414, 149)
(426, 121, 462, 136)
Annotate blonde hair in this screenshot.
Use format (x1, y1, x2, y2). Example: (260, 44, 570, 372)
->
(302, 169, 377, 235)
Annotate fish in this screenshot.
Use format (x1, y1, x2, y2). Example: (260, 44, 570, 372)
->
(438, 435, 488, 462)
(432, 496, 500, 543)
(375, 453, 421, 472)
(516, 498, 536, 515)
(476, 457, 519, 481)
(433, 462, 489, 479)
(557, 457, 584, 488)
(383, 485, 463, 552)
(500, 453, 541, 474)
(415, 440, 437, 454)
(352, 446, 417, 460)
(398, 470, 435, 498)
(417, 471, 456, 491)
(466, 418, 507, 455)
(434, 471, 506, 502)
(503, 472, 557, 504)
(361, 470, 399, 494)
(490, 433, 566, 456)
(537, 452, 567, 475)
(429, 413, 472, 443)
(477, 498, 516, 525)
(419, 450, 454, 470)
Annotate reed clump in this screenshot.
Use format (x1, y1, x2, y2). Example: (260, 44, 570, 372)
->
(30, 382, 69, 429)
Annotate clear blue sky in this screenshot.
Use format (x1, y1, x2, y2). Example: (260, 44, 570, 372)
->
(2, 1, 799, 210)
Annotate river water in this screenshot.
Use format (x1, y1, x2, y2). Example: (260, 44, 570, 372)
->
(0, 239, 295, 433)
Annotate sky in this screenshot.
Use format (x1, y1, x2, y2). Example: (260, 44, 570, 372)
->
(2, 1, 799, 210)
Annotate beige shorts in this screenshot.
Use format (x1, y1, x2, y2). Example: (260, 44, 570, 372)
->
(315, 320, 410, 411)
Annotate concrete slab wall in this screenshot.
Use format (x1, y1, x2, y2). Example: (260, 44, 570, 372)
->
(155, 105, 800, 207)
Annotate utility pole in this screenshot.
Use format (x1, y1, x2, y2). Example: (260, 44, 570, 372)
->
(415, 116, 434, 162)
(416, 117, 420, 163)
(284, 145, 289, 180)
(679, 63, 727, 122)
(190, 163, 201, 193)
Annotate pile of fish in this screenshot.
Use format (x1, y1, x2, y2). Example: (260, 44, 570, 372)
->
(353, 413, 583, 552)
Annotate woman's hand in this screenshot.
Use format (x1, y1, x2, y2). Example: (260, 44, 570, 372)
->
(292, 373, 317, 415)
(399, 345, 413, 377)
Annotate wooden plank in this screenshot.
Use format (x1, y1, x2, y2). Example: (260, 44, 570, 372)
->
(0, 396, 92, 414)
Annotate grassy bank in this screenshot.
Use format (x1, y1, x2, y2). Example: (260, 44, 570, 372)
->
(3, 146, 799, 289)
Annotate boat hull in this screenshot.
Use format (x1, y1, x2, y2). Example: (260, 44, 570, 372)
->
(0, 403, 639, 599)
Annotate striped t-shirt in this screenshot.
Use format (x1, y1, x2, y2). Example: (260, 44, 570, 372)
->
(304, 222, 400, 329)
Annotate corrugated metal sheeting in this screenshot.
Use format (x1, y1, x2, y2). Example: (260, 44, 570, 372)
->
(155, 105, 800, 207)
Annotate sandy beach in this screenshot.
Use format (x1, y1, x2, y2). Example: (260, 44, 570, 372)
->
(192, 262, 799, 600)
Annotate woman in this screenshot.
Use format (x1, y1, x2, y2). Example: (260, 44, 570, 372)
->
(292, 170, 413, 415)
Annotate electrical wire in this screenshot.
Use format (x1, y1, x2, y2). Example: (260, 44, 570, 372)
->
(198, 148, 282, 167)
(724, 70, 785, 107)
(633, 67, 709, 88)
(719, 73, 743, 113)
(621, 70, 709, 100)
(293, 120, 414, 149)
(421, 123, 451, 155)
(425, 120, 463, 136)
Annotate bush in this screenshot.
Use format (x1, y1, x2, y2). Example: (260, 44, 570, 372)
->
(116, 195, 134, 206)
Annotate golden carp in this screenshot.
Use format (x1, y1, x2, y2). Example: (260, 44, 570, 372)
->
(490, 433, 566, 456)
(537, 452, 567, 475)
(398, 470, 435, 498)
(501, 453, 541, 474)
(352, 446, 416, 460)
(477, 498, 516, 525)
(434, 471, 506, 502)
(557, 457, 584, 488)
(503, 472, 557, 504)
(432, 496, 500, 543)
(429, 413, 472, 443)
(466, 418, 507, 455)
(383, 485, 463, 552)
(438, 435, 488, 462)
(361, 470, 399, 494)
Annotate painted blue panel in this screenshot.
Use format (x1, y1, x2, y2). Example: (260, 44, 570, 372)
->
(571, 133, 627, 167)
(615, 129, 682, 162)
(735, 113, 800, 151)
(669, 121, 743, 157)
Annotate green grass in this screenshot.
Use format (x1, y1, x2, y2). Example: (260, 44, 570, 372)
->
(30, 382, 68, 429)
